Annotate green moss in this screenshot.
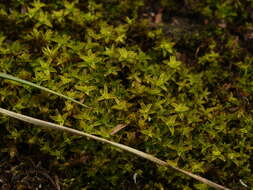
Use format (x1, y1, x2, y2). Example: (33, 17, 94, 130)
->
(0, 0, 252, 189)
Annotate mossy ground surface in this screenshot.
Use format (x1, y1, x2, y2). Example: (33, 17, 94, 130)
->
(0, 0, 253, 189)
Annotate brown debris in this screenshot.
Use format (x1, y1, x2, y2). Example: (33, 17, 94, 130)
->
(110, 124, 128, 135)
(154, 8, 164, 24)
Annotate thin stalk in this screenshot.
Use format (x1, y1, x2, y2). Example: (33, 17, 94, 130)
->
(0, 108, 230, 190)
(0, 72, 90, 108)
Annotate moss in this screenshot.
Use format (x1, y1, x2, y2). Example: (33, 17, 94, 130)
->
(0, 0, 252, 189)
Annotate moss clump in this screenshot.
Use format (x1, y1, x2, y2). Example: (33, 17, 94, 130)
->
(0, 0, 252, 189)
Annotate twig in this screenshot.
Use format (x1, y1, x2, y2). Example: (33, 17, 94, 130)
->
(0, 108, 230, 190)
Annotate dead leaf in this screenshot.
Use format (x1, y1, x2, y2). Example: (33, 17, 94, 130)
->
(154, 8, 164, 24)
(110, 124, 128, 135)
